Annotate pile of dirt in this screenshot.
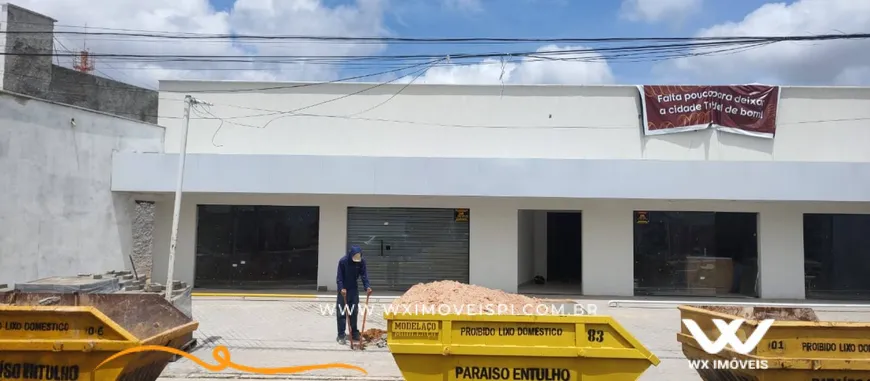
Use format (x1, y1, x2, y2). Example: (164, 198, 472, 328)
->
(391, 280, 554, 315)
(361, 328, 388, 348)
(699, 305, 819, 322)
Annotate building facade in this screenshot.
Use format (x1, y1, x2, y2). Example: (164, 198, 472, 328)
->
(0, 3, 162, 285)
(112, 81, 870, 300)
(0, 89, 164, 285)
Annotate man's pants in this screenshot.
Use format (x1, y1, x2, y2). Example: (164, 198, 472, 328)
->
(336, 291, 360, 338)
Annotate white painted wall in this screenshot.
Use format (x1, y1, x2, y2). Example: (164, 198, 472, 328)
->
(147, 192, 870, 299)
(517, 210, 535, 286)
(0, 90, 164, 285)
(159, 82, 870, 163)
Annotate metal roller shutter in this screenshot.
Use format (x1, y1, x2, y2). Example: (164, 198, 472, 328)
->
(346, 207, 470, 291)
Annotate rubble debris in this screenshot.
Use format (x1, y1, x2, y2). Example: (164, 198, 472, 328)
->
(38, 296, 61, 306)
(391, 280, 557, 315)
(698, 305, 819, 322)
(349, 328, 387, 350)
(362, 328, 388, 348)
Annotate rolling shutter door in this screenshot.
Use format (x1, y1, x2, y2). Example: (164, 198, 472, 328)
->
(346, 207, 470, 291)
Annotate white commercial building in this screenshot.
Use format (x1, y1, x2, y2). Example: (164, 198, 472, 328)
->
(111, 81, 870, 300)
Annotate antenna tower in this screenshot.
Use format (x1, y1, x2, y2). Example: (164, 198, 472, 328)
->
(72, 23, 95, 74)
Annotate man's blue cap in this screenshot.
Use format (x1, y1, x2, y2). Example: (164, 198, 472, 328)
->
(349, 245, 362, 262)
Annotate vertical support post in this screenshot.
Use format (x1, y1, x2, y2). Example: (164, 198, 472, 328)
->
(165, 95, 194, 301)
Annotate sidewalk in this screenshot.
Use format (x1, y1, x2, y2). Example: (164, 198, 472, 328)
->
(160, 298, 402, 380)
(159, 297, 870, 381)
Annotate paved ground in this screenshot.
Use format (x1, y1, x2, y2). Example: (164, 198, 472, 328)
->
(157, 297, 870, 381)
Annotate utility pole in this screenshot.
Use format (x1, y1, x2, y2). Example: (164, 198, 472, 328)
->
(165, 95, 211, 301)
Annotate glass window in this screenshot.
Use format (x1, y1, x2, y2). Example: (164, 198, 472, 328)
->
(633, 211, 758, 297)
(195, 205, 233, 255)
(194, 205, 320, 289)
(194, 205, 233, 285)
(804, 213, 870, 300)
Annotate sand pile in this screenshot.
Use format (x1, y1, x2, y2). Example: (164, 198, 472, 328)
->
(362, 328, 387, 341)
(391, 280, 553, 315)
(700, 305, 819, 322)
(350, 328, 387, 349)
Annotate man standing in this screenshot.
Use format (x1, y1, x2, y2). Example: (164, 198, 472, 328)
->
(336, 245, 372, 344)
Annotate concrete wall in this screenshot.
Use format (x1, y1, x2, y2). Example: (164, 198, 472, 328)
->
(111, 152, 870, 202)
(146, 193, 870, 299)
(131, 201, 156, 278)
(48, 66, 159, 124)
(517, 210, 535, 286)
(159, 81, 870, 163)
(0, 90, 164, 285)
(0, 3, 158, 124)
(1, 3, 54, 98)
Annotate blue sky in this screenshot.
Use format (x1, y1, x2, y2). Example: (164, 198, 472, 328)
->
(208, 0, 783, 84)
(26, 0, 869, 87)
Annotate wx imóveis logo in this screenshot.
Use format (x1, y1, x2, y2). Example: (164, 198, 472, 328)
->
(682, 318, 775, 355)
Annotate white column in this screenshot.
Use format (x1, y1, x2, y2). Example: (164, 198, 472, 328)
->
(470, 205, 519, 292)
(150, 200, 172, 285)
(151, 198, 196, 286)
(582, 203, 634, 296)
(175, 199, 197, 287)
(317, 203, 348, 291)
(758, 208, 805, 299)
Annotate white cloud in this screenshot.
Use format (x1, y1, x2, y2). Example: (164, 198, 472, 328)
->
(413, 45, 616, 85)
(663, 0, 870, 85)
(11, 0, 389, 88)
(441, 0, 483, 13)
(12, 0, 616, 89)
(619, 0, 702, 24)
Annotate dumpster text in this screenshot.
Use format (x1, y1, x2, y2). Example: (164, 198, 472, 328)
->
(0, 362, 79, 381)
(454, 366, 571, 381)
(0, 322, 69, 332)
(801, 341, 870, 353)
(391, 321, 440, 340)
(688, 359, 768, 370)
(458, 327, 564, 337)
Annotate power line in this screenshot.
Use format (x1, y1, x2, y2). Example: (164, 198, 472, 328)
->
(5, 68, 868, 133)
(0, 35, 860, 73)
(0, 38, 837, 61)
(10, 39, 775, 96)
(7, 30, 870, 44)
(0, 58, 442, 94)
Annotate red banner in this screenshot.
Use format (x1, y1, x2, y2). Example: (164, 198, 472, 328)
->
(640, 85, 780, 138)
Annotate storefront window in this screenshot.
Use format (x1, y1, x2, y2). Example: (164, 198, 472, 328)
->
(633, 211, 758, 297)
(804, 214, 870, 300)
(195, 205, 320, 289)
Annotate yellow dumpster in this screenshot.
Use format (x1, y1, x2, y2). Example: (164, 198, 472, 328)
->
(678, 305, 870, 381)
(383, 312, 660, 381)
(0, 292, 198, 381)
